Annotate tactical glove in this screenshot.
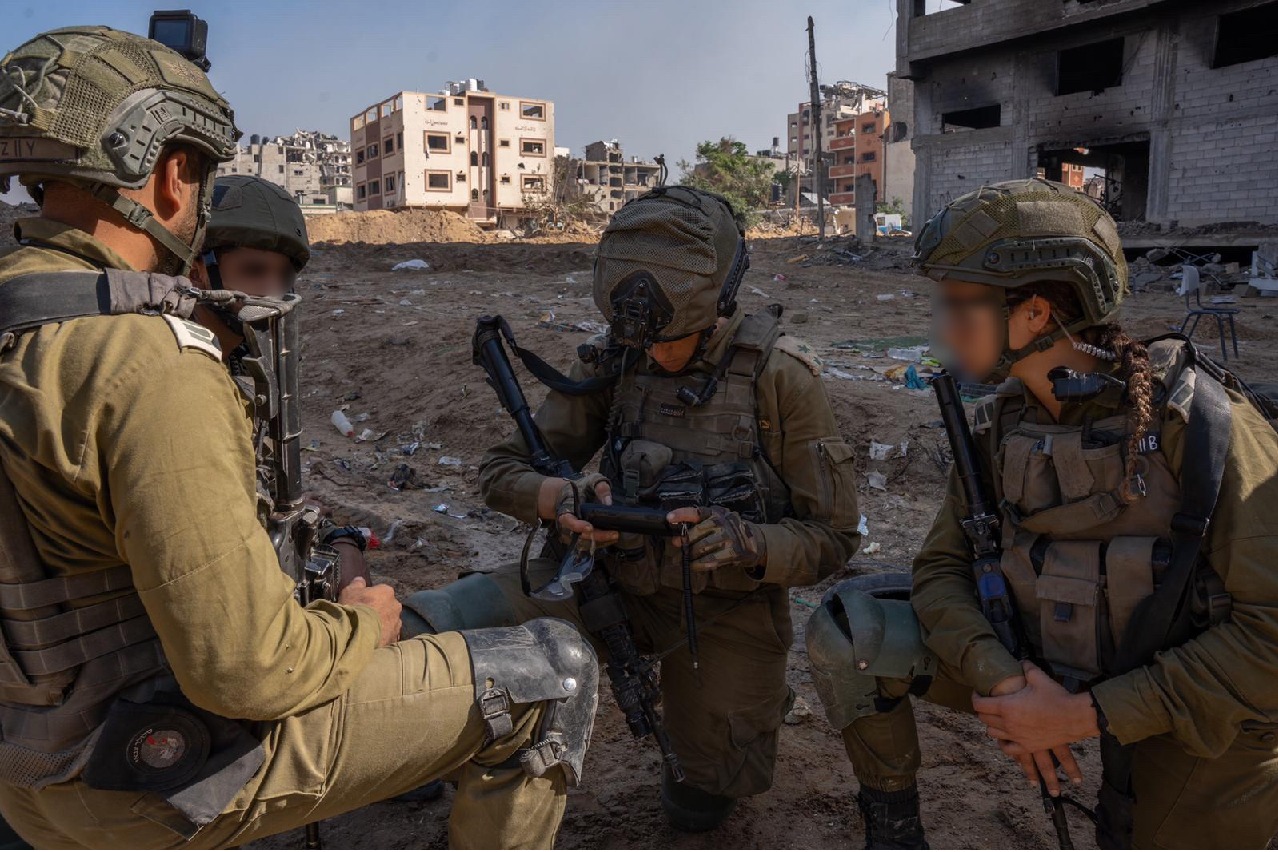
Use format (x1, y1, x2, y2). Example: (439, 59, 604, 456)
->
(554, 472, 611, 522)
(684, 506, 766, 574)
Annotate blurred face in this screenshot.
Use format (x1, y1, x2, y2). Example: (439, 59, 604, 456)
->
(214, 246, 296, 297)
(934, 279, 1006, 380)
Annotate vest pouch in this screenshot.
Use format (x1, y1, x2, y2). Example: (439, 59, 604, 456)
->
(615, 440, 674, 503)
(1000, 434, 1061, 515)
(1103, 537, 1160, 654)
(1004, 431, 1128, 535)
(705, 462, 766, 524)
(1000, 529, 1044, 652)
(1036, 540, 1103, 682)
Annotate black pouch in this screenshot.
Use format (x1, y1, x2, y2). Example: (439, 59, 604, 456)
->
(83, 692, 265, 829)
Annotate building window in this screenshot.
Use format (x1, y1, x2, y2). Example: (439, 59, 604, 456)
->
(277, 164, 285, 174)
(499, 139, 511, 147)
(367, 143, 379, 158)
(397, 131, 403, 149)
(1214, 4, 1278, 68)
(357, 183, 367, 200)
(500, 101, 510, 110)
(456, 171, 466, 183)
(293, 168, 304, 175)
(426, 171, 451, 191)
(470, 115, 478, 130)
(369, 179, 380, 194)
(860, 152, 877, 162)
(862, 122, 877, 134)
(481, 116, 488, 130)
(1056, 38, 1125, 95)
(356, 150, 364, 164)
(520, 101, 546, 120)
(522, 175, 546, 193)
(454, 97, 464, 106)
(384, 136, 395, 154)
(471, 189, 479, 201)
(941, 104, 1001, 131)
(426, 96, 446, 111)
(520, 138, 546, 157)
(253, 154, 261, 163)
(384, 175, 396, 192)
(312, 197, 326, 205)
(470, 151, 479, 167)
(500, 175, 511, 184)
(425, 132, 450, 152)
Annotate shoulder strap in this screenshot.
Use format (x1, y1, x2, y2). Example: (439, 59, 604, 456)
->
(726, 311, 781, 380)
(0, 269, 200, 340)
(1113, 367, 1231, 672)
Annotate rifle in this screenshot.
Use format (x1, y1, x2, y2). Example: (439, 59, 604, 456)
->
(473, 315, 686, 782)
(237, 294, 339, 605)
(933, 372, 1074, 849)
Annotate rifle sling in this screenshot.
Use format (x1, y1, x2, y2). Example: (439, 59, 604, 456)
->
(496, 316, 618, 396)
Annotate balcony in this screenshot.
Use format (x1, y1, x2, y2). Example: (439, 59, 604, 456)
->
(828, 136, 855, 151)
(829, 164, 857, 179)
(829, 191, 856, 206)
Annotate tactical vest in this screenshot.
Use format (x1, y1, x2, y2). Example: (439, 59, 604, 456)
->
(975, 338, 1227, 687)
(0, 270, 264, 831)
(599, 312, 791, 595)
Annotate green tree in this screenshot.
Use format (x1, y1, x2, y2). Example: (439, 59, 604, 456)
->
(677, 137, 775, 226)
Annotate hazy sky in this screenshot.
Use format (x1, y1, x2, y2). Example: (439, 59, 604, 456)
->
(3, 0, 904, 203)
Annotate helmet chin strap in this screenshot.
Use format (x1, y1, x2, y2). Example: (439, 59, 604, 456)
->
(983, 291, 1080, 384)
(87, 165, 216, 277)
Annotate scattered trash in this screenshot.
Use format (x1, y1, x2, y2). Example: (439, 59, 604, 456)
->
(887, 345, 929, 362)
(330, 409, 355, 437)
(355, 427, 377, 442)
(410, 289, 426, 296)
(385, 519, 404, 542)
(787, 253, 809, 264)
(784, 697, 814, 725)
(857, 515, 870, 537)
(438, 456, 465, 466)
(876, 293, 896, 302)
(749, 286, 771, 298)
(353, 412, 371, 423)
(564, 275, 577, 284)
(392, 259, 430, 271)
(904, 365, 928, 390)
(401, 441, 421, 456)
(398, 298, 414, 307)
(343, 391, 362, 402)
(869, 441, 894, 461)
(867, 471, 888, 491)
(433, 503, 450, 514)
(898, 439, 910, 458)
(862, 542, 883, 555)
(332, 309, 345, 316)
(356, 527, 382, 549)
(772, 274, 788, 283)
(388, 464, 421, 491)
(573, 320, 610, 335)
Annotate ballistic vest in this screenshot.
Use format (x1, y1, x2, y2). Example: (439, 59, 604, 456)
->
(975, 339, 1227, 686)
(598, 312, 791, 595)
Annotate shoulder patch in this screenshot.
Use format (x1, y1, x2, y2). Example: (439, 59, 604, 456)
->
(773, 334, 822, 376)
(162, 315, 222, 360)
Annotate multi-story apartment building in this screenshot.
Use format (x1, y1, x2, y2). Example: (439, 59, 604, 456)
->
(570, 140, 662, 214)
(218, 130, 352, 211)
(897, 0, 1278, 227)
(785, 81, 887, 197)
(349, 79, 555, 223)
(829, 108, 890, 206)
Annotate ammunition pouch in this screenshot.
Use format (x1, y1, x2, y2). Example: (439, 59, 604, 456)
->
(461, 618, 600, 785)
(400, 572, 520, 637)
(806, 576, 936, 730)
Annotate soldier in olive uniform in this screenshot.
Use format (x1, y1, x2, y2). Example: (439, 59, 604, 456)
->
(807, 179, 1278, 849)
(404, 186, 862, 831)
(0, 26, 596, 849)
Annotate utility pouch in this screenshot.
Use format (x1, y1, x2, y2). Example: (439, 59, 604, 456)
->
(1104, 537, 1161, 650)
(83, 693, 265, 828)
(1036, 540, 1102, 682)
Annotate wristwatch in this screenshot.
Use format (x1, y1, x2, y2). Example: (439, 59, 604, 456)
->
(322, 524, 368, 551)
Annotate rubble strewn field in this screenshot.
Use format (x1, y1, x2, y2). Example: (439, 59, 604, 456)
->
(6, 202, 1278, 848)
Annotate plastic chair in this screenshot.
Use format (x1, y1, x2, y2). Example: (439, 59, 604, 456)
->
(1178, 265, 1239, 361)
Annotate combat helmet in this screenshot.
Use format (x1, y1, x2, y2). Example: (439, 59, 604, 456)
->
(593, 185, 749, 349)
(914, 178, 1128, 377)
(0, 26, 239, 272)
(205, 175, 311, 272)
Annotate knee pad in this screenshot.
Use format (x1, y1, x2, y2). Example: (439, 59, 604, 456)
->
(461, 617, 599, 785)
(805, 575, 936, 730)
(401, 572, 518, 637)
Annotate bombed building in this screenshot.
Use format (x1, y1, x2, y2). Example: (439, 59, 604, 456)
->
(897, 0, 1278, 231)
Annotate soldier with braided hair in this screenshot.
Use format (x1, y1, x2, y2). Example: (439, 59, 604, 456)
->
(807, 178, 1278, 849)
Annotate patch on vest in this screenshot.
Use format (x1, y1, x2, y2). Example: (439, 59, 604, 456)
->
(162, 315, 221, 360)
(659, 403, 687, 418)
(774, 335, 822, 376)
(1136, 432, 1162, 454)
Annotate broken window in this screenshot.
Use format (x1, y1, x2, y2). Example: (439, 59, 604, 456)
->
(426, 171, 451, 191)
(941, 104, 1002, 131)
(357, 183, 366, 200)
(381, 102, 392, 118)
(384, 136, 394, 154)
(426, 133, 449, 152)
(367, 143, 379, 158)
(356, 150, 364, 164)
(860, 152, 877, 162)
(384, 175, 396, 192)
(522, 175, 546, 192)
(862, 122, 877, 134)
(1056, 38, 1125, 95)
(521, 102, 546, 120)
(1214, 3, 1278, 68)
(426, 96, 446, 111)
(521, 138, 546, 156)
(914, 0, 970, 16)
(889, 122, 909, 143)
(369, 179, 380, 194)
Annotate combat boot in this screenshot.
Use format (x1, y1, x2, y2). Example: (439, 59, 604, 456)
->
(660, 769, 737, 833)
(857, 784, 928, 849)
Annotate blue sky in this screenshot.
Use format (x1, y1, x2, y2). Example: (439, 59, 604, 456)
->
(3, 0, 901, 203)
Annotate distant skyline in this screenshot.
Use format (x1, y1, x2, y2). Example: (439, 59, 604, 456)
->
(3, 0, 903, 203)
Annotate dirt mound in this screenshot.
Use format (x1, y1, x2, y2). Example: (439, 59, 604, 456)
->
(307, 208, 487, 246)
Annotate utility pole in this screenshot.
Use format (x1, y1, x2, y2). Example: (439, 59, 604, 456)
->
(807, 15, 825, 239)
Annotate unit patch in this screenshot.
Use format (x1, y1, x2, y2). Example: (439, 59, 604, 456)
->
(163, 314, 222, 360)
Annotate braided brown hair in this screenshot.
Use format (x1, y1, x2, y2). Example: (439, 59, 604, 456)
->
(1008, 282, 1154, 502)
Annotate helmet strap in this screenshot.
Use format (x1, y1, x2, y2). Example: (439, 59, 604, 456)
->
(984, 292, 1079, 383)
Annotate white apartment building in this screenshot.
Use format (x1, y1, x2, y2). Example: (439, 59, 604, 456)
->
(350, 79, 555, 223)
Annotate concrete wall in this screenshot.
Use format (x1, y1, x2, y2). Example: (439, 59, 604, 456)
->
(901, 0, 1278, 227)
(883, 73, 916, 222)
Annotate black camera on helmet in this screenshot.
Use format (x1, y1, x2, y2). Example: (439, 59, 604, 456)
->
(148, 9, 210, 71)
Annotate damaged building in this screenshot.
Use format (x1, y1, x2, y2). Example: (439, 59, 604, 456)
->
(897, 0, 1278, 231)
(570, 140, 663, 214)
(218, 130, 353, 213)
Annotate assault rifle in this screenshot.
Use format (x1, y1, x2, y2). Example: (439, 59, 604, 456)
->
(933, 372, 1074, 849)
(237, 294, 340, 606)
(473, 315, 685, 782)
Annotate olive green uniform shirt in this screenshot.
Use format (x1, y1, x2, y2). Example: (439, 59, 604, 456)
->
(479, 311, 862, 589)
(0, 218, 381, 723)
(912, 379, 1278, 757)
